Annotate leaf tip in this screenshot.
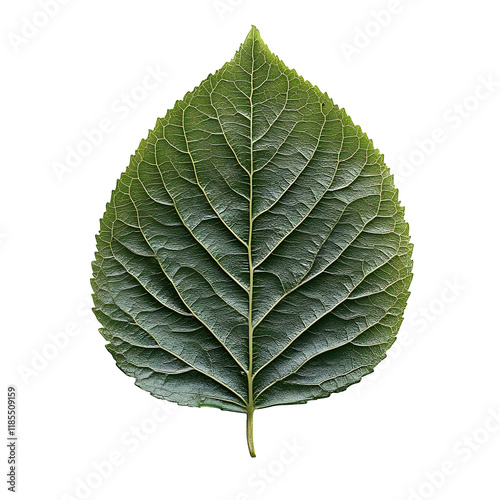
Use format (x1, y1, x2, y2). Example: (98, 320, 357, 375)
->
(244, 25, 263, 45)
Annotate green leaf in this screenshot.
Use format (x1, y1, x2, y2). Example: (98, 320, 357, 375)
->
(91, 26, 413, 457)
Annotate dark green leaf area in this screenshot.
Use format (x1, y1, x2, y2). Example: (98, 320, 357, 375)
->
(92, 26, 412, 417)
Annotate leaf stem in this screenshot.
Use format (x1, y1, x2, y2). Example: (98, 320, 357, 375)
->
(246, 406, 256, 457)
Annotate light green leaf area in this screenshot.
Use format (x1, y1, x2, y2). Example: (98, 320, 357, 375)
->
(91, 26, 413, 456)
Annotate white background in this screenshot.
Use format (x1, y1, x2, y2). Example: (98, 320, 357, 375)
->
(2, 1, 500, 499)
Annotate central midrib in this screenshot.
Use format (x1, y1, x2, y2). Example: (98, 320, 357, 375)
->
(246, 32, 256, 457)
